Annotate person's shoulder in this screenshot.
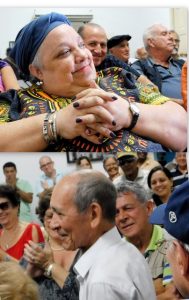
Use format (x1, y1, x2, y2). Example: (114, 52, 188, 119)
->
(112, 174, 125, 184)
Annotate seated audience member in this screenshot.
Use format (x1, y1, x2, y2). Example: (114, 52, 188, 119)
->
(0, 13, 187, 152)
(0, 59, 20, 93)
(132, 24, 184, 104)
(115, 181, 180, 299)
(78, 23, 150, 84)
(169, 30, 183, 61)
(103, 155, 120, 181)
(76, 156, 92, 169)
(170, 152, 188, 187)
(147, 166, 173, 206)
(50, 169, 156, 299)
(24, 192, 79, 300)
(0, 185, 44, 261)
(0, 261, 40, 300)
(137, 152, 160, 171)
(164, 181, 189, 299)
(36, 156, 65, 199)
(135, 47, 148, 60)
(114, 152, 150, 192)
(181, 61, 187, 110)
(107, 34, 131, 64)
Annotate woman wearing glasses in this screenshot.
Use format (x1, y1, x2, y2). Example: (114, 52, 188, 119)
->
(0, 185, 44, 261)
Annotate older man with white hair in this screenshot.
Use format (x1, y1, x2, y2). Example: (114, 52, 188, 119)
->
(132, 24, 184, 104)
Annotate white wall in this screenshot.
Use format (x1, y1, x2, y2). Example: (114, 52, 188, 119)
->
(0, 7, 172, 57)
(0, 152, 106, 222)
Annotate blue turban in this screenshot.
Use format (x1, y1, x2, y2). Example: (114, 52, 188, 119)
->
(10, 12, 71, 76)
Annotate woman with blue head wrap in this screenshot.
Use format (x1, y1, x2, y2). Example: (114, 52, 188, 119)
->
(0, 12, 187, 152)
(10, 12, 71, 77)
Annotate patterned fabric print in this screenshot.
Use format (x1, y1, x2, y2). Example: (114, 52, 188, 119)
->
(37, 271, 79, 300)
(0, 101, 10, 123)
(4, 68, 167, 152)
(17, 85, 72, 118)
(136, 82, 170, 105)
(97, 67, 140, 102)
(56, 129, 163, 152)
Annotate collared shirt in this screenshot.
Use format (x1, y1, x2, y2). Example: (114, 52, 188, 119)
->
(171, 166, 188, 188)
(113, 168, 150, 192)
(17, 178, 33, 222)
(35, 171, 65, 196)
(132, 57, 182, 99)
(74, 227, 156, 300)
(144, 225, 172, 285)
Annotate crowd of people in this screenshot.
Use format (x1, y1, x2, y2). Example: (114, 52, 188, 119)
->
(0, 152, 188, 299)
(0, 12, 187, 152)
(0, 10, 188, 300)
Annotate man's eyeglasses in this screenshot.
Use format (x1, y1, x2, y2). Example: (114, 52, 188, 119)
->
(0, 202, 10, 211)
(40, 162, 53, 169)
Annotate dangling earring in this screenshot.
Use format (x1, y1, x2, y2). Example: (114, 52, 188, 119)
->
(37, 80, 43, 86)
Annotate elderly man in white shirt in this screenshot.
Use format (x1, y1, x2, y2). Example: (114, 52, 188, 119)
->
(50, 169, 156, 300)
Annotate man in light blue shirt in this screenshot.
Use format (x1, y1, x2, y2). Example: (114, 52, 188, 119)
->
(36, 155, 65, 199)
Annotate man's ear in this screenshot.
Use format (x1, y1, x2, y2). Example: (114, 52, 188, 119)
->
(174, 241, 189, 276)
(89, 202, 102, 229)
(146, 199, 154, 217)
(148, 38, 155, 48)
(29, 64, 43, 81)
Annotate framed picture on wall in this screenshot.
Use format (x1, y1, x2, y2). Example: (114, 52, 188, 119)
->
(66, 152, 104, 163)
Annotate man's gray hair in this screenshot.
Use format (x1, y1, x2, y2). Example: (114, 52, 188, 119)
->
(78, 22, 106, 38)
(73, 171, 117, 222)
(115, 180, 151, 204)
(143, 24, 162, 50)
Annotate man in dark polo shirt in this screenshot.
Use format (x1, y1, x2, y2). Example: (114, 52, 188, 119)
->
(132, 24, 184, 103)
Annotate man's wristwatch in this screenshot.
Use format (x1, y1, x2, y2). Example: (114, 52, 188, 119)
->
(126, 101, 140, 131)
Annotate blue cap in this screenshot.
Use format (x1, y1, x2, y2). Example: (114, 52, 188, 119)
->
(164, 180, 189, 244)
(149, 203, 166, 225)
(10, 12, 71, 76)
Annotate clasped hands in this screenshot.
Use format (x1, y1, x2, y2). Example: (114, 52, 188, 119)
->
(56, 83, 131, 144)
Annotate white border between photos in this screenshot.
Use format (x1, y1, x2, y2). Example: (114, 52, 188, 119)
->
(1, 0, 189, 7)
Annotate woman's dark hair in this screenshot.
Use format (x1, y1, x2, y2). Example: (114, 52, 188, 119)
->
(147, 166, 173, 188)
(35, 192, 51, 224)
(0, 184, 20, 207)
(76, 156, 92, 168)
(3, 162, 17, 171)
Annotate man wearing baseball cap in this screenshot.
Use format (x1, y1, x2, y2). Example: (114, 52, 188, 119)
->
(163, 180, 189, 299)
(107, 35, 131, 64)
(114, 152, 149, 192)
